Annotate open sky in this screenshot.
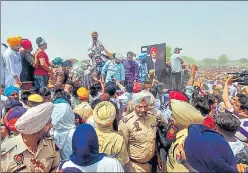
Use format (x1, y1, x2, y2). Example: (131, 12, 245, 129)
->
(1, 1, 248, 60)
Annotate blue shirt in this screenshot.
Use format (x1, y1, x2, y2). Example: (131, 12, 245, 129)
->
(101, 60, 125, 83)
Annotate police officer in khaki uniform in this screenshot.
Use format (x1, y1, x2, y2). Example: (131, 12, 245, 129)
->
(118, 92, 157, 172)
(93, 101, 129, 169)
(1, 102, 61, 172)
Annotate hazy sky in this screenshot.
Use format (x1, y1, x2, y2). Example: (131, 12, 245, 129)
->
(1, 1, 248, 60)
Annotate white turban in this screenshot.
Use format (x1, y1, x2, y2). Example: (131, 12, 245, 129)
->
(171, 99, 204, 127)
(15, 102, 53, 134)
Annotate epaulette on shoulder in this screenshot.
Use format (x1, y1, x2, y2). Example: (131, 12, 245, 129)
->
(122, 112, 134, 123)
(1, 137, 18, 156)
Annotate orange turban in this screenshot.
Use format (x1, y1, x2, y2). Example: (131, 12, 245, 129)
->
(77, 87, 89, 100)
(7, 36, 22, 47)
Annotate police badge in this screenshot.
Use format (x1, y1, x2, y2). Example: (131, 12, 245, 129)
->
(14, 153, 24, 165)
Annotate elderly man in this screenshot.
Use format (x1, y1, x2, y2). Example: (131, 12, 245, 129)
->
(3, 37, 22, 87)
(34, 37, 52, 89)
(1, 102, 60, 172)
(122, 51, 139, 85)
(4, 86, 20, 101)
(118, 92, 160, 172)
(101, 54, 125, 85)
(93, 101, 129, 170)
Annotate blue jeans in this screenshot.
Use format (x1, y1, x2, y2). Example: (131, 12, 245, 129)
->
(34, 75, 48, 89)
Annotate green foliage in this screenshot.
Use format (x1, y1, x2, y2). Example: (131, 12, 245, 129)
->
(182, 56, 195, 65)
(218, 54, 228, 64)
(166, 46, 172, 61)
(239, 58, 248, 64)
(202, 58, 217, 65)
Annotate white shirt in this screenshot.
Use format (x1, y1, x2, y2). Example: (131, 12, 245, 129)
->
(88, 40, 103, 56)
(228, 139, 244, 156)
(1, 44, 7, 85)
(61, 156, 124, 172)
(170, 53, 182, 73)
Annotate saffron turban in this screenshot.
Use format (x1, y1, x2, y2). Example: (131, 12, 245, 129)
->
(21, 39, 33, 50)
(7, 36, 22, 47)
(15, 102, 53, 134)
(170, 99, 203, 127)
(93, 101, 116, 126)
(77, 87, 89, 100)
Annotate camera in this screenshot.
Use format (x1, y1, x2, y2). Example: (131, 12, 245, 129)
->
(227, 71, 248, 86)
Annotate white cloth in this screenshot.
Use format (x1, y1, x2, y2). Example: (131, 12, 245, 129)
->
(15, 102, 53, 134)
(54, 129, 75, 161)
(51, 103, 76, 161)
(228, 140, 245, 156)
(86, 116, 96, 128)
(61, 157, 124, 172)
(170, 53, 182, 73)
(3, 48, 22, 87)
(0, 95, 8, 117)
(1, 44, 7, 85)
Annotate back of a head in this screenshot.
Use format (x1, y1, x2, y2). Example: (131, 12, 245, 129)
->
(39, 86, 51, 97)
(214, 111, 241, 134)
(36, 37, 42, 46)
(192, 96, 211, 116)
(126, 83, 133, 93)
(106, 84, 116, 97)
(21, 90, 31, 101)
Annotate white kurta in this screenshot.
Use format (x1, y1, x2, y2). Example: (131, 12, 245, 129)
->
(3, 48, 22, 87)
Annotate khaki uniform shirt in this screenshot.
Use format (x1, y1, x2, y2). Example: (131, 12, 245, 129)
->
(1, 134, 61, 173)
(166, 129, 188, 172)
(95, 127, 129, 166)
(118, 111, 157, 172)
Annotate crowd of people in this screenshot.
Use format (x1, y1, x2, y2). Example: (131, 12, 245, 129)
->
(1, 32, 248, 172)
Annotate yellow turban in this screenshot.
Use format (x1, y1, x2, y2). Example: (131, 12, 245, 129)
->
(7, 36, 22, 47)
(93, 101, 116, 126)
(77, 87, 89, 100)
(73, 102, 93, 120)
(28, 94, 43, 103)
(171, 99, 203, 127)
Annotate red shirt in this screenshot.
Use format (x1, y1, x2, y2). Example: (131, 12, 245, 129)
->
(34, 50, 49, 76)
(202, 115, 215, 129)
